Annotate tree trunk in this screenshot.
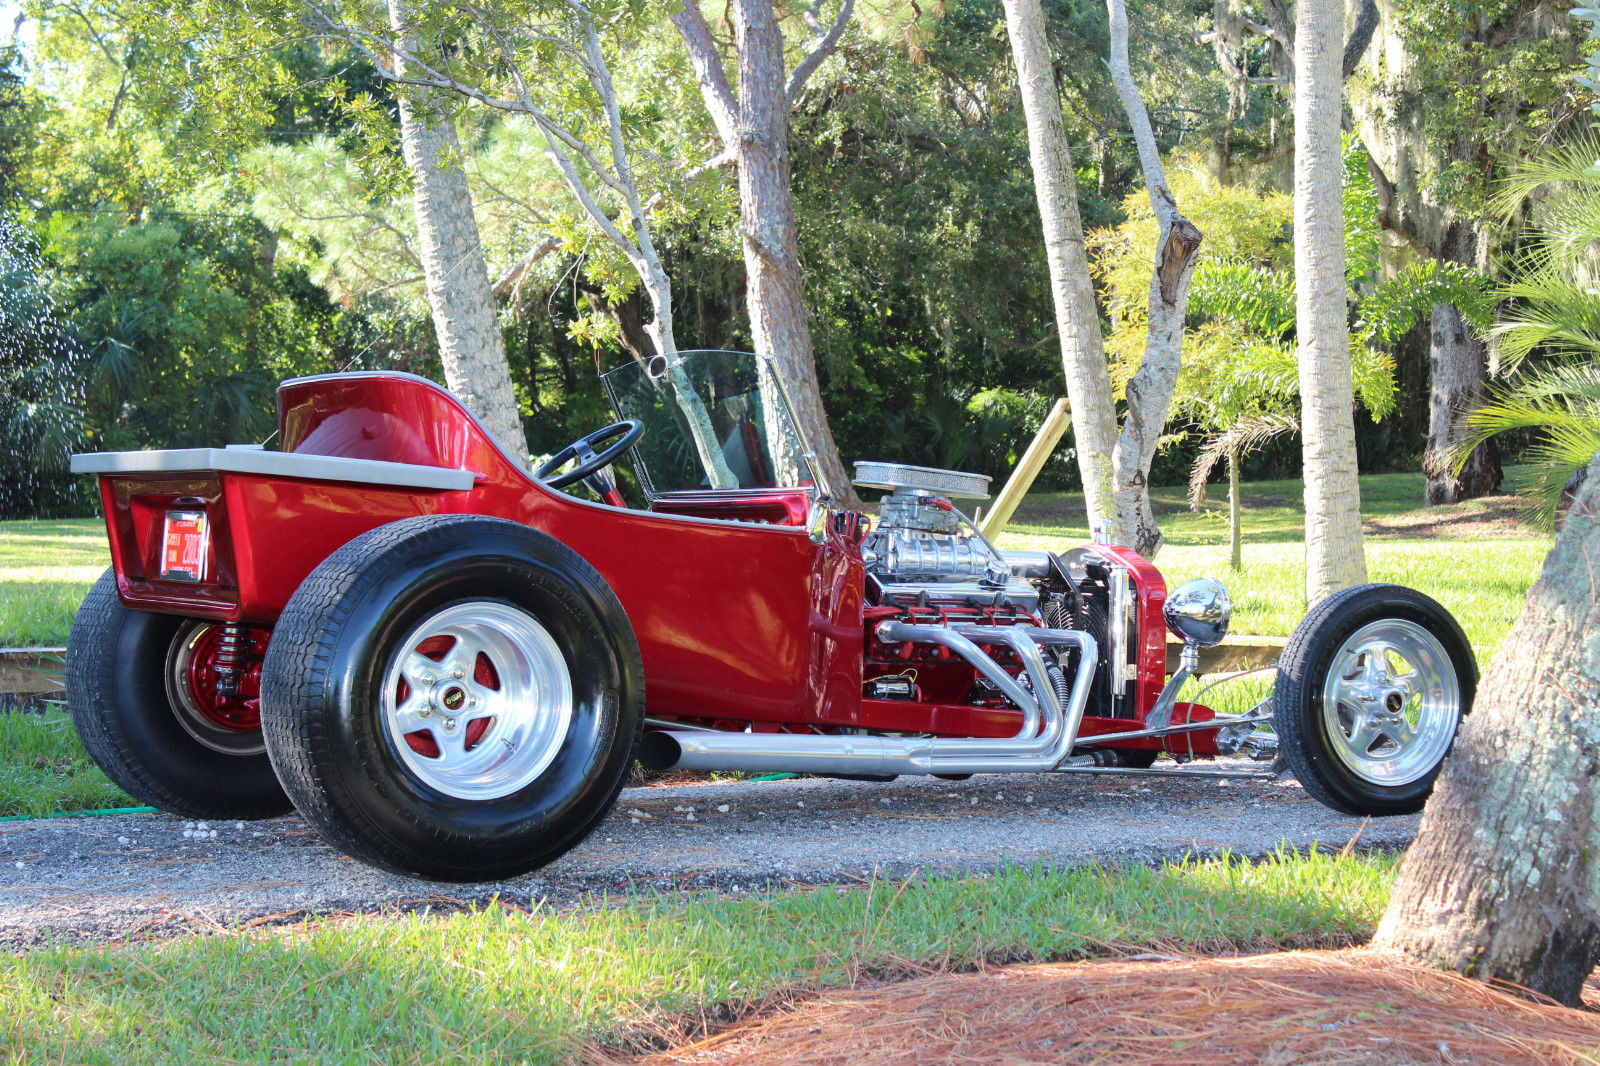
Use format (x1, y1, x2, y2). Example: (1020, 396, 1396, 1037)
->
(1423, 222, 1502, 505)
(730, 0, 854, 502)
(1293, 0, 1368, 605)
(388, 0, 525, 464)
(1002, 0, 1120, 530)
(671, 0, 858, 504)
(1104, 0, 1203, 557)
(1374, 452, 1600, 1006)
(1228, 445, 1241, 570)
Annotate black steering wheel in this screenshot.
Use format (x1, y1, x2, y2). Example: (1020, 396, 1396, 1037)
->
(535, 419, 645, 490)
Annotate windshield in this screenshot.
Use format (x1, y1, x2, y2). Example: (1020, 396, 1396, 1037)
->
(601, 350, 812, 496)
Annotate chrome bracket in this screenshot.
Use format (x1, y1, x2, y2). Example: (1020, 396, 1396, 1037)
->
(1144, 642, 1199, 731)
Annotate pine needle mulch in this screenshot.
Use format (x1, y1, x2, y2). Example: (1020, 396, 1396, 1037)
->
(598, 949, 1600, 1065)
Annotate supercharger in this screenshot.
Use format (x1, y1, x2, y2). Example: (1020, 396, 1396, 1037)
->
(853, 460, 1049, 612)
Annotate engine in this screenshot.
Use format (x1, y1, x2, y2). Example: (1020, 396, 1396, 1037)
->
(854, 460, 1135, 720)
(853, 461, 1046, 612)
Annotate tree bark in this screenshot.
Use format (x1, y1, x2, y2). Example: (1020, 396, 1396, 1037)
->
(1105, 0, 1203, 557)
(731, 0, 854, 501)
(1228, 445, 1241, 570)
(1293, 0, 1368, 604)
(1374, 452, 1600, 1006)
(1001, 0, 1120, 530)
(388, 0, 525, 463)
(671, 0, 858, 504)
(1423, 221, 1502, 504)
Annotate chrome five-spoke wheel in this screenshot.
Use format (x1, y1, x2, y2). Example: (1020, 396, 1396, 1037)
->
(259, 515, 644, 881)
(383, 602, 573, 800)
(1320, 619, 1460, 787)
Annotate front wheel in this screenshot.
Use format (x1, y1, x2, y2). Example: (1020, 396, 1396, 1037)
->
(259, 515, 644, 881)
(1273, 583, 1476, 816)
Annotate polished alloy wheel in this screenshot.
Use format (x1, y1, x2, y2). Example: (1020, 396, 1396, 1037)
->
(381, 601, 573, 800)
(1320, 618, 1459, 786)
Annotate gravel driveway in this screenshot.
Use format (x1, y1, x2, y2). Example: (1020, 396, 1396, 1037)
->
(0, 763, 1416, 946)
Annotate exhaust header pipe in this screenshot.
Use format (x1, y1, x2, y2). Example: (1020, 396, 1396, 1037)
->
(637, 625, 1096, 778)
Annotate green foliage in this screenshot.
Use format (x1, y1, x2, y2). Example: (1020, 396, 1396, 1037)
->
(0, 217, 90, 518)
(48, 213, 294, 449)
(1465, 125, 1600, 521)
(1098, 139, 1412, 446)
(1359, 260, 1494, 347)
(1489, 131, 1600, 367)
(789, 13, 1067, 481)
(1188, 262, 1295, 338)
(1367, 0, 1586, 218)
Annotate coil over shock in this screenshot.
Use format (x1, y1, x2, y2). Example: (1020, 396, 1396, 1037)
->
(212, 623, 248, 698)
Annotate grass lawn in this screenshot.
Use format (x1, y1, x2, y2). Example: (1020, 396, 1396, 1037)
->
(0, 849, 1395, 1063)
(997, 469, 1548, 660)
(0, 518, 107, 648)
(0, 707, 133, 817)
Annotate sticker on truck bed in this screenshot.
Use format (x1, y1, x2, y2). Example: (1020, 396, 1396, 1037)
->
(161, 510, 208, 582)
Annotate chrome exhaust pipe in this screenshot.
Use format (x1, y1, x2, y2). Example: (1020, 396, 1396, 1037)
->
(637, 626, 1097, 777)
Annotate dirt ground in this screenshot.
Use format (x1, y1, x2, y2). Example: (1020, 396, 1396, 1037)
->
(599, 949, 1600, 1065)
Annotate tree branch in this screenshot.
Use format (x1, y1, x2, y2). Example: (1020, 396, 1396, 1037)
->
(786, 0, 855, 106)
(1341, 0, 1379, 80)
(305, 2, 628, 195)
(578, 8, 660, 266)
(491, 237, 562, 299)
(670, 0, 739, 145)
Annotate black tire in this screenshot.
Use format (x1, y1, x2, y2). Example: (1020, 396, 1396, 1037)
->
(1273, 583, 1476, 816)
(259, 515, 644, 881)
(65, 570, 292, 820)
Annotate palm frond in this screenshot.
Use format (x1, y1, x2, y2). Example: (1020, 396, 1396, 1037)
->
(1455, 362, 1600, 526)
(1490, 272, 1600, 368)
(1491, 131, 1600, 219)
(1189, 261, 1296, 338)
(1189, 413, 1300, 509)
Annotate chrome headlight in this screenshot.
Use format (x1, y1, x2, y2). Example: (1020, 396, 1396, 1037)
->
(1163, 578, 1232, 648)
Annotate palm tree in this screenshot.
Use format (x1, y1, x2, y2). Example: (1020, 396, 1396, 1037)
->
(1294, 0, 1368, 604)
(1491, 132, 1600, 367)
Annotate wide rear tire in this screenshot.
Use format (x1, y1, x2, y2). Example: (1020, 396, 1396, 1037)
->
(1273, 583, 1476, 816)
(259, 515, 643, 881)
(65, 570, 292, 820)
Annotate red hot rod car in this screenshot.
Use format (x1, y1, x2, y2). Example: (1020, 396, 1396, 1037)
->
(67, 350, 1477, 881)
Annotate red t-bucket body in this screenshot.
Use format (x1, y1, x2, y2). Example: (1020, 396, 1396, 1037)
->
(67, 351, 1476, 881)
(83, 371, 867, 732)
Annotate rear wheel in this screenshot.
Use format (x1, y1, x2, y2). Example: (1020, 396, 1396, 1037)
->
(1274, 583, 1476, 816)
(65, 570, 291, 819)
(260, 515, 643, 881)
